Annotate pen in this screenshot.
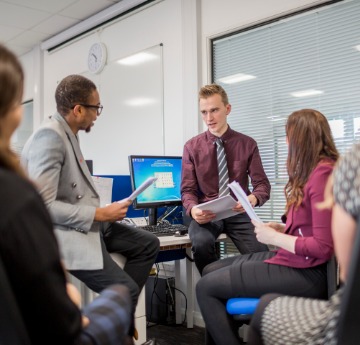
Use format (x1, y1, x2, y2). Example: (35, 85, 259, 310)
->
(298, 228, 309, 260)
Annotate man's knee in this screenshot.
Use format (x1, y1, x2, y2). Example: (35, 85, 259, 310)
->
(192, 234, 216, 254)
(149, 235, 160, 257)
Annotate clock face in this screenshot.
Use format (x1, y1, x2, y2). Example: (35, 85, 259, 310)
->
(88, 43, 107, 74)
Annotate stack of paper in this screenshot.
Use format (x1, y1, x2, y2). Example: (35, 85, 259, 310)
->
(196, 195, 238, 221)
(127, 176, 158, 201)
(194, 181, 263, 223)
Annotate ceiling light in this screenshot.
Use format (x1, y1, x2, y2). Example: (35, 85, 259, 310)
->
(290, 89, 324, 98)
(117, 52, 157, 65)
(354, 45, 360, 52)
(125, 98, 157, 106)
(217, 73, 256, 84)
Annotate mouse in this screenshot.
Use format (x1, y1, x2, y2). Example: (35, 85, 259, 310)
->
(174, 229, 187, 237)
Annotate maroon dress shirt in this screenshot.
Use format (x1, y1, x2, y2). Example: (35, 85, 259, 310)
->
(181, 126, 271, 215)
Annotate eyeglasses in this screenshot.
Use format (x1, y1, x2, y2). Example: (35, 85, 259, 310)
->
(74, 104, 103, 115)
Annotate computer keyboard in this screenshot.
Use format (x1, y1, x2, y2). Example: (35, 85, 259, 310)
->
(138, 223, 188, 237)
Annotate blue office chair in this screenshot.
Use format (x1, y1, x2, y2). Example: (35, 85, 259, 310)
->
(226, 297, 259, 320)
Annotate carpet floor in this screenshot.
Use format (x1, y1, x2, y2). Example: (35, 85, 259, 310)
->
(146, 323, 247, 345)
(146, 324, 205, 345)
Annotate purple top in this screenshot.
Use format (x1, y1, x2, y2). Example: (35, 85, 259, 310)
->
(266, 160, 335, 268)
(181, 126, 270, 215)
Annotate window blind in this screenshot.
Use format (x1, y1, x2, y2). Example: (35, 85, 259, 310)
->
(212, 0, 360, 225)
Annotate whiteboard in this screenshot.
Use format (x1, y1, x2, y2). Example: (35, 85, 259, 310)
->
(80, 44, 164, 175)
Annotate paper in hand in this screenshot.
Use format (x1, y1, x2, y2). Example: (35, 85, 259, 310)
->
(196, 195, 238, 221)
(228, 181, 263, 223)
(126, 177, 158, 202)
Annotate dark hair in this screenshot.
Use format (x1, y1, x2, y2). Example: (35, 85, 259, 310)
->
(0, 44, 25, 176)
(199, 84, 229, 105)
(285, 109, 339, 212)
(55, 75, 97, 116)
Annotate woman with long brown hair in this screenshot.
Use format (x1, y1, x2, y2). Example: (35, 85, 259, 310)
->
(0, 44, 133, 345)
(247, 141, 360, 345)
(196, 109, 339, 345)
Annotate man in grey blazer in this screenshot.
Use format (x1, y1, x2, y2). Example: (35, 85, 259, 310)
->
(21, 75, 160, 316)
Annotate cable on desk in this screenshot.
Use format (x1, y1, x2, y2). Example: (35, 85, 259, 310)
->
(157, 206, 179, 224)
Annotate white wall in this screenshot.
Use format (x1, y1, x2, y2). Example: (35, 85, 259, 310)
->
(19, 0, 335, 327)
(18, 0, 201, 175)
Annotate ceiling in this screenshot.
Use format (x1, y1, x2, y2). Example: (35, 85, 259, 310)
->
(0, 0, 124, 56)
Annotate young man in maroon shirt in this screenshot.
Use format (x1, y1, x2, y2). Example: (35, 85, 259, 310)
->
(181, 84, 270, 274)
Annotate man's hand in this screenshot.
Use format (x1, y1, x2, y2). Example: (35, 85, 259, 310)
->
(248, 194, 258, 207)
(191, 206, 216, 224)
(232, 194, 257, 214)
(95, 199, 132, 222)
(232, 201, 245, 213)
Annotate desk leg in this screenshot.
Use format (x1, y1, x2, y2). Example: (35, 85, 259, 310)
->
(185, 247, 194, 328)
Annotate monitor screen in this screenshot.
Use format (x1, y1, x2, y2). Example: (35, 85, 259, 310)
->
(128, 155, 182, 210)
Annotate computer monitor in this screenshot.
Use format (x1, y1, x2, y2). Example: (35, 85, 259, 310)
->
(128, 155, 182, 225)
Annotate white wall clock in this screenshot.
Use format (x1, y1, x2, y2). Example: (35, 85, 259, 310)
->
(87, 42, 107, 74)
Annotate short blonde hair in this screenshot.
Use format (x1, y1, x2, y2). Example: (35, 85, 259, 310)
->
(198, 84, 229, 105)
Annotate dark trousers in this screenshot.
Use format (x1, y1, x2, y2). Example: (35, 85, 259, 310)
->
(188, 213, 268, 275)
(196, 251, 328, 345)
(69, 222, 160, 312)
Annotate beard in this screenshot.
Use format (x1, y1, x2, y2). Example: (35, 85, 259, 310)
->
(85, 126, 92, 133)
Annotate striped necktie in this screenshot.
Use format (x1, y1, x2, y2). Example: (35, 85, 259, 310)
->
(216, 138, 230, 197)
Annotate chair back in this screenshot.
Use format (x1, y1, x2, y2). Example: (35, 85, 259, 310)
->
(0, 255, 31, 345)
(336, 218, 360, 345)
(326, 255, 339, 299)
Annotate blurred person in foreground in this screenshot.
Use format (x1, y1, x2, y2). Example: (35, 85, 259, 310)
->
(0, 43, 133, 345)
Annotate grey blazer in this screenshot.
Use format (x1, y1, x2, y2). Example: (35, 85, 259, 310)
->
(21, 112, 103, 270)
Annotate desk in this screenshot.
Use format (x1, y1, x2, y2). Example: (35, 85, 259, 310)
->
(158, 233, 227, 328)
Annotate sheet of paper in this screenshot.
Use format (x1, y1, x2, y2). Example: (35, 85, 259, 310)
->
(127, 176, 158, 201)
(228, 181, 263, 223)
(196, 195, 239, 221)
(92, 176, 113, 207)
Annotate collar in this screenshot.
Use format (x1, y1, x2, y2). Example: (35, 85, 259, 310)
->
(206, 125, 234, 144)
(52, 112, 79, 141)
